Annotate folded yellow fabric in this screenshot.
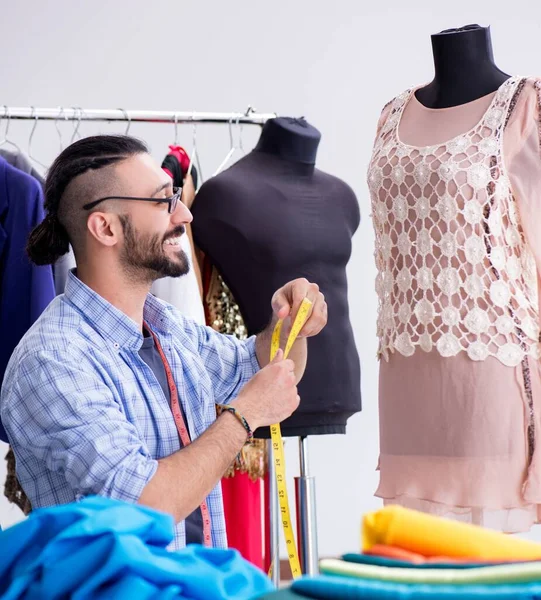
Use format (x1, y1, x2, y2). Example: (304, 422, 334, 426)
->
(362, 506, 541, 561)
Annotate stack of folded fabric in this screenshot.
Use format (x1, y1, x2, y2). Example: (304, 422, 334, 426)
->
(257, 505, 541, 599)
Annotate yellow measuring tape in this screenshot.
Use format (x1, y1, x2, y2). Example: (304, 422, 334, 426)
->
(268, 297, 313, 580)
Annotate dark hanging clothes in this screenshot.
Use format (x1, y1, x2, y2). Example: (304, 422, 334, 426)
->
(0, 157, 55, 442)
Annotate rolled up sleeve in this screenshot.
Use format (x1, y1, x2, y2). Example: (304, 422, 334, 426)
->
(2, 350, 158, 504)
(194, 324, 261, 404)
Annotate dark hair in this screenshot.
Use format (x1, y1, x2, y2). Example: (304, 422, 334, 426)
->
(27, 135, 148, 265)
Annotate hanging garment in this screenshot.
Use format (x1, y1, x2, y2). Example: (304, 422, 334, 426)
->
(0, 148, 78, 296)
(150, 145, 205, 324)
(54, 248, 77, 295)
(0, 157, 55, 442)
(0, 495, 272, 600)
(221, 473, 264, 570)
(368, 77, 541, 532)
(0, 149, 45, 186)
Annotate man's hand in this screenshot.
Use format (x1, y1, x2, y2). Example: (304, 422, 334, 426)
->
(231, 349, 300, 430)
(255, 278, 327, 384)
(271, 278, 327, 339)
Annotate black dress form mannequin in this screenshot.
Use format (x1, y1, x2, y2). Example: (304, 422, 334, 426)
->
(416, 24, 511, 108)
(192, 117, 361, 438)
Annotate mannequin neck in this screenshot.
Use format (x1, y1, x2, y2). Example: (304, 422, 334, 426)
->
(416, 25, 510, 108)
(255, 117, 321, 165)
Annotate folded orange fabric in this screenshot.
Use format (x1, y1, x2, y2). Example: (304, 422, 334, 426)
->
(365, 545, 503, 565)
(363, 505, 541, 561)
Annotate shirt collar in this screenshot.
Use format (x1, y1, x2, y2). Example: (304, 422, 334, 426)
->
(64, 270, 173, 351)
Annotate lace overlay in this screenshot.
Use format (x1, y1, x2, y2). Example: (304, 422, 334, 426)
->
(368, 77, 541, 367)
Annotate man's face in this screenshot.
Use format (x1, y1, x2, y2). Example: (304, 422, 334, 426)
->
(111, 153, 193, 282)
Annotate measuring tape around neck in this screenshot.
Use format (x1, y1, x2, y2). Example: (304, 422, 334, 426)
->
(268, 297, 313, 580)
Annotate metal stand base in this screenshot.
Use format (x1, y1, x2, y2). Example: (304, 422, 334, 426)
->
(267, 439, 280, 587)
(267, 436, 320, 584)
(295, 436, 319, 575)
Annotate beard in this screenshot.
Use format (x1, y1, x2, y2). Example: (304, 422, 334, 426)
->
(118, 214, 190, 283)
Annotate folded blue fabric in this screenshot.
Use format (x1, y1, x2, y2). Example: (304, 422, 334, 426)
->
(342, 553, 509, 570)
(0, 496, 272, 599)
(292, 575, 541, 599)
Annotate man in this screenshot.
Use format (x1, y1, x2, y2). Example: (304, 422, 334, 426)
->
(0, 135, 327, 549)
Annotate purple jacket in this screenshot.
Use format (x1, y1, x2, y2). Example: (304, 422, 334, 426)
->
(0, 156, 55, 441)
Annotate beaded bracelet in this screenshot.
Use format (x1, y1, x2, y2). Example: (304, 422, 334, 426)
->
(216, 404, 254, 442)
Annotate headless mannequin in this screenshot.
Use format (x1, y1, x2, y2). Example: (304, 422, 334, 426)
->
(416, 24, 511, 108)
(192, 117, 361, 438)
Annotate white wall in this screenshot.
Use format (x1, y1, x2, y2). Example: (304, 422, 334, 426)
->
(1, 0, 541, 555)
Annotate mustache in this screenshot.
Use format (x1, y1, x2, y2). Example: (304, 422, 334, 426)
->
(163, 226, 185, 242)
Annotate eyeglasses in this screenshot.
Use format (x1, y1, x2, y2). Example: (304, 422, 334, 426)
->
(82, 187, 183, 214)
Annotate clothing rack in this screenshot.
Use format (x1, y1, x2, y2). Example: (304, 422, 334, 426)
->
(1, 106, 276, 126)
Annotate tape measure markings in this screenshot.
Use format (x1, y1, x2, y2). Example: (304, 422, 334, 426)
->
(268, 297, 313, 580)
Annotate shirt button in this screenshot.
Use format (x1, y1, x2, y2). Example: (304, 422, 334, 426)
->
(113, 342, 120, 349)
(75, 493, 85, 502)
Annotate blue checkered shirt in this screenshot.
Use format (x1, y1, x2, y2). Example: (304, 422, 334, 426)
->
(0, 271, 260, 550)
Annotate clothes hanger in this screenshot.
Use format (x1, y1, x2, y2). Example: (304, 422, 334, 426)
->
(27, 106, 49, 170)
(54, 106, 68, 152)
(173, 113, 179, 145)
(212, 105, 254, 176)
(70, 106, 84, 144)
(117, 108, 131, 135)
(237, 106, 252, 156)
(0, 106, 22, 154)
(187, 112, 204, 188)
(212, 116, 237, 177)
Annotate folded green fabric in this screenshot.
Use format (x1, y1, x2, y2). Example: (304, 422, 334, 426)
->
(320, 558, 541, 585)
(292, 575, 541, 599)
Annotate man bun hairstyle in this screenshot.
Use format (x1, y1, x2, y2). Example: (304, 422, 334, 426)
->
(26, 135, 148, 265)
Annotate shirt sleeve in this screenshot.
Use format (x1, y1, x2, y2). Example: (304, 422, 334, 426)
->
(194, 324, 261, 404)
(1, 349, 158, 503)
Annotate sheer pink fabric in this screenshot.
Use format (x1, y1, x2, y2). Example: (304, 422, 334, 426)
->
(375, 78, 541, 532)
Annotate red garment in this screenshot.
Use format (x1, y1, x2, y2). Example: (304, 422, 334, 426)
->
(166, 145, 191, 175)
(222, 474, 263, 569)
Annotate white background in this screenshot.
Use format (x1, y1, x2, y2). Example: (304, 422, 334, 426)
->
(1, 0, 541, 557)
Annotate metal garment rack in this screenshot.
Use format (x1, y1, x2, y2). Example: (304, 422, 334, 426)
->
(1, 103, 319, 584)
(0, 105, 276, 125)
(1, 106, 276, 126)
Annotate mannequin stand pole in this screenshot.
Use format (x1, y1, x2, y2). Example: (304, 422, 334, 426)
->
(267, 439, 281, 587)
(295, 436, 319, 575)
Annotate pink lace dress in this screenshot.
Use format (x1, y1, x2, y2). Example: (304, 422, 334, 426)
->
(368, 77, 541, 532)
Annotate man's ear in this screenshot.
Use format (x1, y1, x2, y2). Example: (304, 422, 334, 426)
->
(87, 212, 122, 248)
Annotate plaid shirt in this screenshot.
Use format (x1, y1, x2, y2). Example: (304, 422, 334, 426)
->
(0, 271, 260, 550)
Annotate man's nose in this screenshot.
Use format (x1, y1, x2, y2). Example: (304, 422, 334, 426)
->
(172, 200, 193, 225)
